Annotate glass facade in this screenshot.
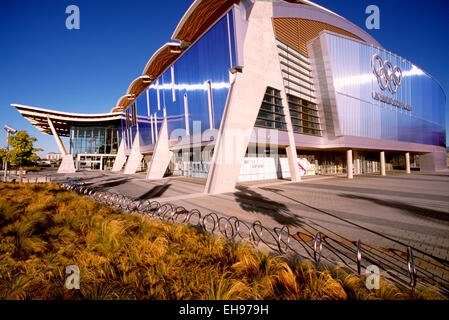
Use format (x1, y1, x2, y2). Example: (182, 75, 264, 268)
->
(287, 94, 321, 136)
(122, 9, 237, 152)
(70, 126, 119, 156)
(324, 32, 446, 147)
(255, 87, 287, 131)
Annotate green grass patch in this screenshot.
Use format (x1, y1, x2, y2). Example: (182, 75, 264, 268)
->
(0, 183, 444, 300)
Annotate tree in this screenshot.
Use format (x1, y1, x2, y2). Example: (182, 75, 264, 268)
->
(5, 130, 43, 168)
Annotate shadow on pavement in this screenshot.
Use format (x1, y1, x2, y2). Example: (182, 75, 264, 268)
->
(95, 178, 132, 189)
(138, 184, 171, 200)
(339, 193, 449, 223)
(291, 182, 449, 202)
(234, 186, 303, 227)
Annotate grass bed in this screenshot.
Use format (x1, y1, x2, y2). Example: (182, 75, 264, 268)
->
(0, 183, 443, 300)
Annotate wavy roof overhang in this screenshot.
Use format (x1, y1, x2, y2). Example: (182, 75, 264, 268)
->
(113, 42, 184, 113)
(171, 0, 240, 43)
(115, 94, 136, 110)
(273, 1, 382, 48)
(142, 42, 182, 78)
(127, 75, 152, 96)
(13, 104, 122, 137)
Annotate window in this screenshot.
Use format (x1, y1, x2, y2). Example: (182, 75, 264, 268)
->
(69, 126, 119, 156)
(287, 94, 321, 136)
(254, 87, 287, 131)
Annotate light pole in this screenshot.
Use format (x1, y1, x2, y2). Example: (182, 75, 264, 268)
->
(3, 125, 17, 182)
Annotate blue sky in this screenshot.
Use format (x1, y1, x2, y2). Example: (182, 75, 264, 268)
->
(0, 0, 448, 157)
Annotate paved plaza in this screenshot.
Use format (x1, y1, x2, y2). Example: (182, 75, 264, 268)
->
(6, 168, 449, 293)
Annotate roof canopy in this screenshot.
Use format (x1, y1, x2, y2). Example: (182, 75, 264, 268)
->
(13, 104, 122, 137)
(171, 0, 239, 43)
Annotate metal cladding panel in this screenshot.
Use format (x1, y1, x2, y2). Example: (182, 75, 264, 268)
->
(136, 92, 152, 146)
(127, 11, 235, 148)
(120, 116, 128, 151)
(325, 32, 446, 147)
(131, 125, 137, 147)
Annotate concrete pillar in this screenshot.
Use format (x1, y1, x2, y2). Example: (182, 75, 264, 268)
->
(47, 118, 76, 173)
(347, 149, 353, 179)
(58, 155, 76, 173)
(47, 118, 67, 155)
(286, 146, 301, 182)
(204, 2, 288, 194)
(124, 131, 143, 174)
(405, 152, 411, 174)
(380, 151, 386, 176)
(111, 140, 126, 172)
(147, 117, 172, 180)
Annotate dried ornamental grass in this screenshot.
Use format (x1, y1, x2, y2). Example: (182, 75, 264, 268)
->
(0, 183, 444, 300)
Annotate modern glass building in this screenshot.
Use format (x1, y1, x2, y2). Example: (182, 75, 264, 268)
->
(13, 0, 447, 193)
(13, 104, 121, 172)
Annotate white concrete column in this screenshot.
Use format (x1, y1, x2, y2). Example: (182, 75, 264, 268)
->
(380, 151, 386, 176)
(405, 152, 411, 174)
(347, 149, 353, 179)
(286, 146, 301, 182)
(111, 139, 127, 172)
(47, 118, 67, 155)
(280, 92, 301, 182)
(147, 117, 172, 180)
(124, 131, 143, 174)
(205, 1, 301, 194)
(47, 118, 76, 173)
(58, 155, 76, 173)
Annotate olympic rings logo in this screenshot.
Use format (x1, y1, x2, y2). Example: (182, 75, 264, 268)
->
(372, 54, 403, 94)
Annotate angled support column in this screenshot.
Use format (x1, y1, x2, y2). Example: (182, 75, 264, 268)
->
(47, 118, 76, 173)
(111, 139, 126, 172)
(205, 1, 300, 194)
(47, 118, 67, 155)
(204, 72, 265, 194)
(124, 131, 143, 174)
(147, 117, 172, 180)
(286, 146, 301, 181)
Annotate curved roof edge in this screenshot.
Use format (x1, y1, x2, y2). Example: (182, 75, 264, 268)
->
(171, 0, 203, 41)
(273, 1, 382, 48)
(12, 103, 122, 137)
(127, 75, 152, 95)
(12, 104, 122, 118)
(141, 42, 181, 77)
(171, 0, 238, 43)
(116, 94, 135, 109)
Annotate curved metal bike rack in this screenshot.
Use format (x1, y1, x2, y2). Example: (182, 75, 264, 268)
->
(313, 231, 323, 263)
(407, 246, 417, 290)
(60, 181, 430, 292)
(356, 239, 362, 275)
